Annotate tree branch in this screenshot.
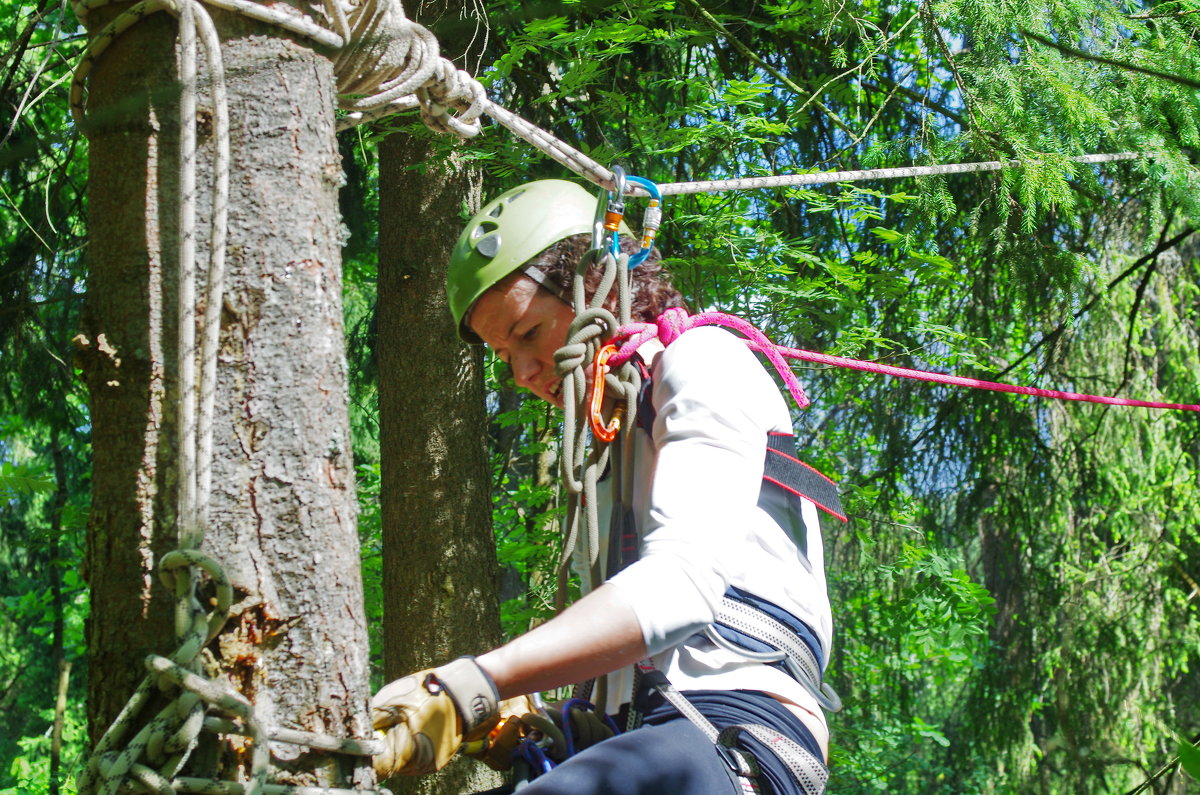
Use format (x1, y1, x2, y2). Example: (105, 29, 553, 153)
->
(1123, 731, 1200, 794)
(1127, 8, 1200, 20)
(679, 0, 860, 138)
(996, 226, 1196, 379)
(1022, 30, 1200, 90)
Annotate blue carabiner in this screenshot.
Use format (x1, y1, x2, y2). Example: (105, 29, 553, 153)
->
(624, 175, 662, 269)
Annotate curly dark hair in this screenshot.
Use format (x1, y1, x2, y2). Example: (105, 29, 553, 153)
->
(524, 233, 686, 323)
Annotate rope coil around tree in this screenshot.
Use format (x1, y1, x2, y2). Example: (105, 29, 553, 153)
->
(70, 0, 385, 792)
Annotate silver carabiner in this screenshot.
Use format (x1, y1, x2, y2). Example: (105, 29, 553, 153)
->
(592, 165, 626, 255)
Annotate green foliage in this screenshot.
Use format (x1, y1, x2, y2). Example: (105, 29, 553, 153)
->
(0, 4, 91, 791)
(0, 459, 55, 498)
(2, 0, 1198, 792)
(1180, 735, 1200, 782)
(486, 364, 567, 638)
(0, 706, 85, 795)
(461, 0, 1200, 791)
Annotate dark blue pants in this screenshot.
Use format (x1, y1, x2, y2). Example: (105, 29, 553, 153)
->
(477, 690, 824, 795)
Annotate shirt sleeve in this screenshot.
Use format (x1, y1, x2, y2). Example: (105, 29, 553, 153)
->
(606, 325, 791, 655)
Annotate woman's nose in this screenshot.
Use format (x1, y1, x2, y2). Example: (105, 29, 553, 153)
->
(512, 354, 541, 389)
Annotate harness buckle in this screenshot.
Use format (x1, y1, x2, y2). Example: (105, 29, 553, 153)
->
(716, 742, 761, 780)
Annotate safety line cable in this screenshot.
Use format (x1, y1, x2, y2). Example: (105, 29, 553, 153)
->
(69, 0, 1147, 199)
(649, 152, 1141, 195)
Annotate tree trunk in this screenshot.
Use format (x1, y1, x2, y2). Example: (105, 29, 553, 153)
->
(49, 437, 69, 795)
(79, 6, 373, 789)
(376, 9, 503, 793)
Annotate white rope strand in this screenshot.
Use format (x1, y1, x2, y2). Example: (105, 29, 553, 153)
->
(177, 0, 199, 549)
(194, 3, 229, 531)
(649, 152, 1143, 196)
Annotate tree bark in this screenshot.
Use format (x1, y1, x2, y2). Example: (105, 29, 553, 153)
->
(376, 8, 503, 793)
(378, 128, 503, 795)
(80, 6, 373, 789)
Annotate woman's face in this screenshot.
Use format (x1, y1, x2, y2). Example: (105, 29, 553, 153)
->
(469, 274, 575, 407)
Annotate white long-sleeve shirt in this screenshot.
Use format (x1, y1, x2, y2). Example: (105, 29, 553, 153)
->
(576, 325, 834, 726)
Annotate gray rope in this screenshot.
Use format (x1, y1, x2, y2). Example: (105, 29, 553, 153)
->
(651, 151, 1142, 195)
(552, 246, 641, 609)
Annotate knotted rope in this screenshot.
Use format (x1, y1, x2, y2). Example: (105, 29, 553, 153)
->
(608, 308, 1200, 413)
(552, 247, 641, 609)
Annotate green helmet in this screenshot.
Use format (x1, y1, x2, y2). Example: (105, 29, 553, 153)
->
(447, 179, 601, 344)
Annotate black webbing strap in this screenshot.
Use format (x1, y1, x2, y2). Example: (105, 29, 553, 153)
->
(633, 360, 845, 524)
(763, 433, 847, 523)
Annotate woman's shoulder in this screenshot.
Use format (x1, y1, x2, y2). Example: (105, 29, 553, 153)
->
(655, 324, 763, 374)
(650, 324, 791, 424)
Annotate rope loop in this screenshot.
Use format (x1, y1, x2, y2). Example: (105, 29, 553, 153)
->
(416, 60, 488, 137)
(654, 306, 691, 347)
(159, 549, 235, 646)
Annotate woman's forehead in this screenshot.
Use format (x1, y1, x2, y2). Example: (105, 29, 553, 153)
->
(468, 275, 540, 344)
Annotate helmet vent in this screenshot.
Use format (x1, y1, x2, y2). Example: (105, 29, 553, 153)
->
(475, 232, 502, 258)
(487, 203, 503, 218)
(472, 221, 499, 239)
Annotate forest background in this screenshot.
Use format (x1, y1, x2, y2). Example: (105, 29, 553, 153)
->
(2, 0, 1200, 793)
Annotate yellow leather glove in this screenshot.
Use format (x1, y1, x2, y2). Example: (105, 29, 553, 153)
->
(460, 695, 542, 771)
(372, 657, 499, 777)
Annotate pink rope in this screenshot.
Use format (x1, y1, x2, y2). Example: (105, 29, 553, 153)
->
(608, 308, 1200, 413)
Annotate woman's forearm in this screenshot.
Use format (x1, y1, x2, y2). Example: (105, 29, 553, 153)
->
(476, 584, 647, 699)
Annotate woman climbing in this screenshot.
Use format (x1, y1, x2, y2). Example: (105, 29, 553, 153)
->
(371, 178, 839, 795)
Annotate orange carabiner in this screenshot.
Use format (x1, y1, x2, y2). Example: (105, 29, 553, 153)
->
(589, 343, 623, 443)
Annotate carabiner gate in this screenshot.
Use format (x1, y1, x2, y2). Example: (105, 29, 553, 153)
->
(593, 166, 626, 258)
(589, 343, 623, 443)
(624, 175, 662, 269)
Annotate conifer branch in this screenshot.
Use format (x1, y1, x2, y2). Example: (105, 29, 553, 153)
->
(679, 0, 860, 138)
(920, 0, 994, 136)
(1127, 8, 1200, 19)
(1022, 31, 1200, 90)
(861, 77, 969, 130)
(996, 226, 1196, 379)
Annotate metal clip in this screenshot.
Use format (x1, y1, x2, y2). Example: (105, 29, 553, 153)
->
(589, 343, 623, 443)
(624, 175, 662, 268)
